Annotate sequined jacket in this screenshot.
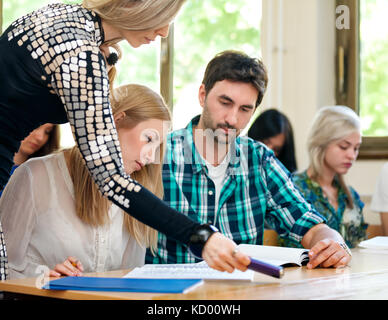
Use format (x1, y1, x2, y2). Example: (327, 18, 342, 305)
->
(0, 3, 198, 245)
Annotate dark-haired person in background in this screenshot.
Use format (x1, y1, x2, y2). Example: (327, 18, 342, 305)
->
(0, 123, 60, 197)
(248, 108, 297, 173)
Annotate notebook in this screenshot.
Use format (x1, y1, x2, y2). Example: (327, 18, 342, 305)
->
(358, 236, 388, 250)
(124, 261, 254, 281)
(237, 244, 310, 267)
(42, 276, 203, 294)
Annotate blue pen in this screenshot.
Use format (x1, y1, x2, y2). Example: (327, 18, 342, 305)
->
(247, 257, 284, 279)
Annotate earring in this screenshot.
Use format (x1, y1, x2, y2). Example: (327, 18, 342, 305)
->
(106, 52, 118, 66)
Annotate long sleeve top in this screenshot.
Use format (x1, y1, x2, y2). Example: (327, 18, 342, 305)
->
(0, 152, 146, 279)
(0, 3, 198, 244)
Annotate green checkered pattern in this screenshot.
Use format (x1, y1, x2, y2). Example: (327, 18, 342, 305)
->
(146, 116, 326, 264)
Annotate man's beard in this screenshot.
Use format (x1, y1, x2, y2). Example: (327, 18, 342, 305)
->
(202, 105, 239, 145)
(213, 126, 237, 145)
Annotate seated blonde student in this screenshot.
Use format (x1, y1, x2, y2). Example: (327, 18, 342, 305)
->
(0, 123, 60, 197)
(371, 162, 388, 235)
(0, 84, 169, 278)
(291, 106, 368, 248)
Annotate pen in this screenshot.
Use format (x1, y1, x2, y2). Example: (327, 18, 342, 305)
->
(247, 257, 284, 279)
(70, 259, 82, 271)
(69, 259, 83, 276)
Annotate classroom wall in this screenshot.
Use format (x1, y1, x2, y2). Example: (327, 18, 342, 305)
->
(261, 0, 385, 225)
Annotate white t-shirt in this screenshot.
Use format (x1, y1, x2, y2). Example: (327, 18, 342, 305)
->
(205, 152, 230, 217)
(371, 162, 388, 213)
(0, 152, 146, 279)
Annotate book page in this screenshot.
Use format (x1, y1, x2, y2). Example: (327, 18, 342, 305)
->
(358, 236, 388, 250)
(124, 261, 254, 281)
(237, 244, 309, 266)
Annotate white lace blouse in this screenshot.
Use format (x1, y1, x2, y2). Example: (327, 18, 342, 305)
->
(0, 152, 146, 279)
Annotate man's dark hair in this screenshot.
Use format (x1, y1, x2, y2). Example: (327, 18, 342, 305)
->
(202, 50, 268, 108)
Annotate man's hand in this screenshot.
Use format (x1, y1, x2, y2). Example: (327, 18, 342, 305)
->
(306, 239, 351, 269)
(301, 223, 352, 269)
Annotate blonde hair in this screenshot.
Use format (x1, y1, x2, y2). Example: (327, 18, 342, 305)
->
(307, 106, 361, 208)
(106, 43, 122, 93)
(82, 0, 186, 31)
(67, 84, 171, 252)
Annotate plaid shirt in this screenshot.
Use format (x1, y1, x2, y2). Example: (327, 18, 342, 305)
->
(146, 116, 326, 264)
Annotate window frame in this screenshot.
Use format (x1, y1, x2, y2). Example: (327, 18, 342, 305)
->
(0, 0, 3, 35)
(160, 24, 174, 112)
(336, 0, 388, 159)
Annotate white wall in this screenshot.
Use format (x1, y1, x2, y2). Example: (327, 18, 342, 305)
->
(261, 0, 336, 170)
(261, 0, 386, 224)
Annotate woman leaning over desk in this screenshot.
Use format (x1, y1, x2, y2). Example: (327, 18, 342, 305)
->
(1, 84, 171, 278)
(0, 0, 250, 280)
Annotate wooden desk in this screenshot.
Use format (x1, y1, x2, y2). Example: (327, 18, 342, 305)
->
(1, 249, 388, 300)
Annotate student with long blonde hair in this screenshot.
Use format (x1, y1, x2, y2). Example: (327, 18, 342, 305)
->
(0, 0, 250, 280)
(292, 106, 368, 248)
(0, 84, 170, 278)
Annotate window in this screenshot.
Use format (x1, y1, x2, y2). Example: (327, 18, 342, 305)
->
(2, 0, 57, 29)
(359, 0, 388, 137)
(171, 0, 261, 129)
(1, 1, 261, 138)
(336, 0, 388, 158)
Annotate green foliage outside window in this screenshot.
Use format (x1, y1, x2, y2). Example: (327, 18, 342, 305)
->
(172, 0, 261, 128)
(174, 0, 261, 92)
(359, 0, 388, 136)
(2, 0, 80, 30)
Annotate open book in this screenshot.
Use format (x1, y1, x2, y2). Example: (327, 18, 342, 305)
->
(124, 261, 254, 281)
(124, 245, 309, 281)
(237, 244, 310, 267)
(358, 236, 388, 250)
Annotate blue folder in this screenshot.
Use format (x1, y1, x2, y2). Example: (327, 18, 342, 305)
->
(42, 277, 203, 294)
